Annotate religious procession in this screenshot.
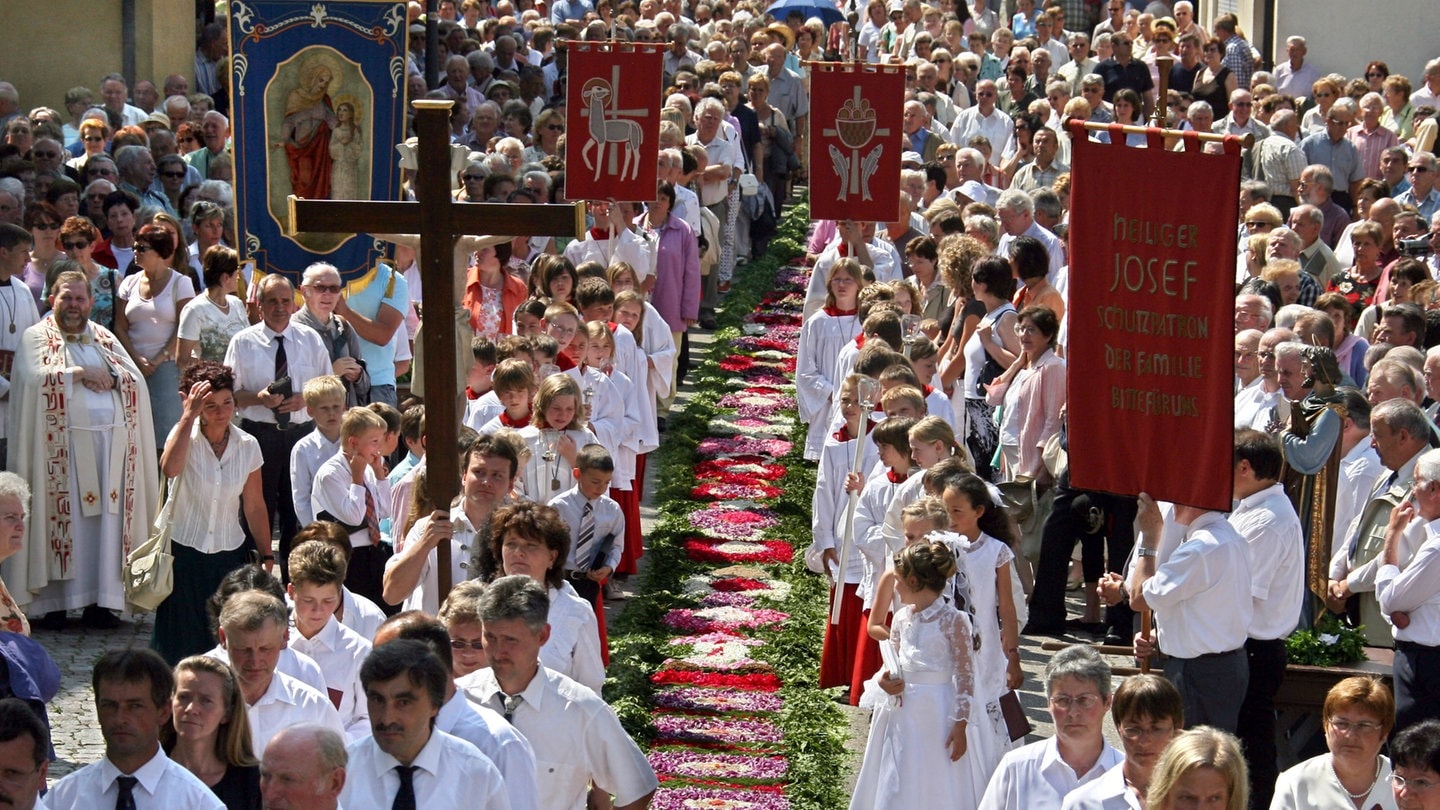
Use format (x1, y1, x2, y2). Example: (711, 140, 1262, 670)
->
(0, 0, 1439, 807)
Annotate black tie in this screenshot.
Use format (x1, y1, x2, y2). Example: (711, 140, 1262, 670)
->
(273, 334, 289, 427)
(115, 775, 138, 810)
(393, 764, 418, 810)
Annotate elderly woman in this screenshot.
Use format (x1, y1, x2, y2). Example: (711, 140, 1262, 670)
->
(1148, 728, 1249, 810)
(93, 189, 139, 271)
(58, 215, 119, 328)
(152, 361, 269, 664)
(1381, 75, 1415, 140)
(979, 645, 1121, 807)
(500, 101, 532, 143)
(163, 655, 261, 809)
(178, 246, 249, 369)
(20, 203, 61, 310)
(185, 200, 227, 270)
(1272, 676, 1397, 809)
(985, 305, 1065, 483)
(525, 108, 565, 164)
(1302, 77, 1344, 135)
(67, 118, 110, 172)
(293, 262, 369, 407)
(1192, 39, 1236, 119)
(1065, 674, 1185, 809)
(0, 473, 32, 634)
(1327, 220, 1385, 318)
(117, 222, 196, 442)
(486, 501, 605, 694)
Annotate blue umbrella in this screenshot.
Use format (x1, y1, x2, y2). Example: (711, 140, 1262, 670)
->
(764, 0, 845, 28)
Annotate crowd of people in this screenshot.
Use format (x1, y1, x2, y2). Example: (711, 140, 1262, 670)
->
(0, 0, 1438, 807)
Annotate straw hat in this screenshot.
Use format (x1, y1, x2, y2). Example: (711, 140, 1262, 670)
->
(765, 23, 795, 50)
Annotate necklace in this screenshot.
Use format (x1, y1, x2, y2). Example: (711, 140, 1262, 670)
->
(206, 428, 229, 457)
(1330, 755, 1382, 801)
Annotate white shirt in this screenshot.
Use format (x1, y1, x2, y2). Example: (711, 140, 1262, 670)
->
(1378, 518, 1440, 645)
(949, 106, 1016, 168)
(464, 390, 503, 433)
(340, 586, 386, 642)
(461, 666, 657, 810)
(46, 747, 225, 810)
(1333, 441, 1385, 561)
(291, 430, 341, 526)
(341, 729, 510, 810)
(1060, 763, 1141, 810)
(224, 321, 330, 424)
(436, 690, 539, 810)
(0, 277, 41, 440)
(245, 670, 345, 755)
(1141, 512, 1254, 658)
(979, 736, 1123, 810)
(289, 613, 372, 738)
(167, 422, 263, 554)
(548, 487, 624, 572)
(393, 506, 480, 616)
(208, 643, 329, 696)
(313, 452, 392, 547)
(1271, 753, 1397, 810)
(687, 126, 745, 206)
(562, 229, 653, 282)
(802, 239, 903, 320)
(1228, 483, 1304, 640)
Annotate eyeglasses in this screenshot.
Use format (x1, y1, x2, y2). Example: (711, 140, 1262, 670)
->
(976, 91, 996, 98)
(32, 151, 59, 159)
(1049, 693, 1103, 711)
(83, 135, 104, 142)
(63, 240, 90, 250)
(1245, 221, 1275, 229)
(161, 171, 186, 179)
(1410, 166, 1432, 174)
(449, 638, 486, 651)
(1257, 350, 1276, 360)
(1120, 724, 1174, 741)
(133, 244, 153, 255)
(463, 173, 485, 182)
(1327, 718, 1384, 735)
(32, 223, 59, 232)
(1153, 37, 1172, 43)
(1391, 774, 1440, 792)
(1366, 72, 1385, 78)
(1233, 101, 1253, 108)
(1234, 349, 1256, 359)
(307, 283, 342, 294)
(1327, 117, 1349, 125)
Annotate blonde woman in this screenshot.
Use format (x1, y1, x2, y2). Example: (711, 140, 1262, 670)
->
(164, 656, 261, 809)
(1147, 727, 1249, 810)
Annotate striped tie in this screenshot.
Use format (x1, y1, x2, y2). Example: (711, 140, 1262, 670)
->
(364, 487, 382, 544)
(575, 501, 595, 569)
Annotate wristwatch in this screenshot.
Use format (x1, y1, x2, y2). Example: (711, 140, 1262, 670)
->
(1136, 547, 1159, 558)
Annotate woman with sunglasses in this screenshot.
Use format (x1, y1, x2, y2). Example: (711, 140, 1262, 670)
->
(116, 223, 196, 442)
(20, 204, 62, 310)
(58, 215, 119, 328)
(1364, 61, 1390, 95)
(1192, 37, 1236, 119)
(1303, 77, 1344, 136)
(178, 246, 248, 369)
(524, 108, 565, 164)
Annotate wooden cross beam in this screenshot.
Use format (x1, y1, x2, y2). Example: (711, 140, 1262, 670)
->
(288, 99, 584, 600)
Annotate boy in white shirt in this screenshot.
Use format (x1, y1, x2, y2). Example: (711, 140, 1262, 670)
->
(287, 540, 373, 739)
(290, 522, 387, 642)
(312, 407, 393, 611)
(291, 375, 347, 528)
(479, 359, 539, 435)
(547, 444, 624, 612)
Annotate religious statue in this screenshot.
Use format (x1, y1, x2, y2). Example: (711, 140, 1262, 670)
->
(1277, 344, 1346, 623)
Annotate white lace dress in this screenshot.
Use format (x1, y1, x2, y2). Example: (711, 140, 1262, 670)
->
(851, 599, 975, 810)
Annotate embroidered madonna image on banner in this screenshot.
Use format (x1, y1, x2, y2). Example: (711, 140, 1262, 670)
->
(229, 0, 408, 281)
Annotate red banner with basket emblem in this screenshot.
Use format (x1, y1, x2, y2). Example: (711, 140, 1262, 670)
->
(807, 63, 905, 223)
(565, 42, 663, 202)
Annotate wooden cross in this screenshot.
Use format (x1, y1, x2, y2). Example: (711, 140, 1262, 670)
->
(288, 99, 584, 599)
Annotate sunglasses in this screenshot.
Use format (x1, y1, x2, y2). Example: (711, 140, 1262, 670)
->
(307, 283, 342, 293)
(547, 124, 564, 131)
(133, 244, 153, 255)
(161, 171, 186, 179)
(83, 135, 104, 142)
(63, 240, 90, 250)
(32, 151, 59, 159)
(32, 223, 59, 231)
(463, 174, 485, 181)
(1366, 72, 1384, 78)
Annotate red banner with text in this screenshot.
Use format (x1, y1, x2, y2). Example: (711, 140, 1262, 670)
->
(565, 42, 663, 202)
(1065, 122, 1242, 511)
(807, 63, 904, 223)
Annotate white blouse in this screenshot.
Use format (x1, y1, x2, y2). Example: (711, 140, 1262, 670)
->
(167, 421, 262, 554)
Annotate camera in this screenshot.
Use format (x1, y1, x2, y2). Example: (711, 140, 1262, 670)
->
(1398, 236, 1432, 258)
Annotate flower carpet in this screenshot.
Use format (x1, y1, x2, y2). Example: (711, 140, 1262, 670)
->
(607, 204, 849, 810)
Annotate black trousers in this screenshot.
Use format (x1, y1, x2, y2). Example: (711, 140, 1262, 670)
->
(1395, 640, 1440, 733)
(241, 418, 311, 581)
(346, 543, 396, 615)
(1237, 636, 1288, 810)
(1163, 647, 1249, 734)
(1029, 472, 1137, 634)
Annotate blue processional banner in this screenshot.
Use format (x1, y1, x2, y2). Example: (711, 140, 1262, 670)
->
(229, 0, 408, 285)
